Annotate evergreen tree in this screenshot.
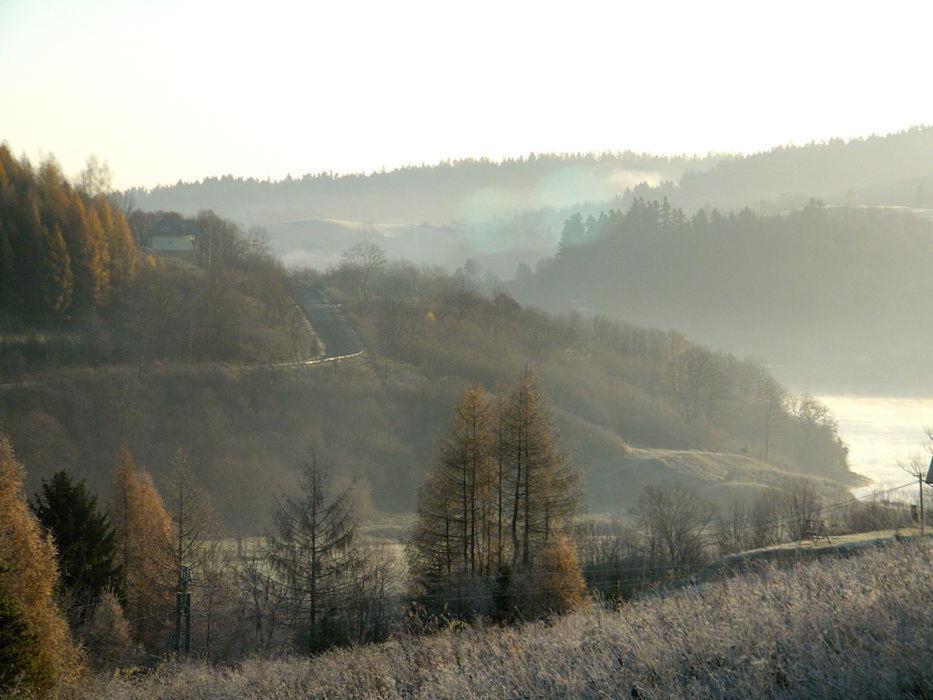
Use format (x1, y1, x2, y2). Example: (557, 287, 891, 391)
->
(59, 187, 101, 311)
(30, 471, 121, 623)
(0, 148, 139, 317)
(266, 448, 360, 652)
(584, 214, 598, 240)
(556, 212, 586, 255)
(0, 436, 81, 693)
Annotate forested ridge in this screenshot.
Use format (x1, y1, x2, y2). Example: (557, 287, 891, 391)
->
(516, 196, 933, 388)
(0, 146, 138, 317)
(124, 127, 933, 229)
(125, 152, 720, 224)
(633, 125, 933, 212)
(0, 149, 308, 371)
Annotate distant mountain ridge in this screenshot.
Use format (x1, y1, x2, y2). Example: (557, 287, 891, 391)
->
(126, 127, 933, 229)
(630, 125, 933, 213)
(126, 152, 722, 225)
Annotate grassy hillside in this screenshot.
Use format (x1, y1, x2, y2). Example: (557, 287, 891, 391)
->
(586, 446, 852, 513)
(75, 541, 933, 699)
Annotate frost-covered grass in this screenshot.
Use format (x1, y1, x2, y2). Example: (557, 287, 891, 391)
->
(75, 542, 932, 699)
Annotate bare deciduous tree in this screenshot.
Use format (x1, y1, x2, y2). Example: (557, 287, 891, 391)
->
(778, 478, 823, 542)
(636, 484, 717, 574)
(340, 242, 387, 304)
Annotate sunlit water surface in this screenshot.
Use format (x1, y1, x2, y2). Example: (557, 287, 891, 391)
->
(817, 395, 932, 495)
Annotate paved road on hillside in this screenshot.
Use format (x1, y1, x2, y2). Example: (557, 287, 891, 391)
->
(292, 285, 364, 359)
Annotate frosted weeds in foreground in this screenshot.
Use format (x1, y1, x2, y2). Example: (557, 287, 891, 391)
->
(76, 543, 932, 699)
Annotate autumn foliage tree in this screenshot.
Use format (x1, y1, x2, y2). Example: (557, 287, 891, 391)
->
(410, 385, 497, 584)
(0, 146, 138, 317)
(0, 435, 81, 693)
(411, 373, 584, 619)
(109, 446, 174, 650)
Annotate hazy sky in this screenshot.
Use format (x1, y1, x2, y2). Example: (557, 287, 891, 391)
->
(2, 0, 931, 189)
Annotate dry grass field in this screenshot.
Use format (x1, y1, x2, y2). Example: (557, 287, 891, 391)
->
(73, 540, 932, 699)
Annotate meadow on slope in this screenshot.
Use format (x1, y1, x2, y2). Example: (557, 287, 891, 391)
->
(78, 542, 932, 699)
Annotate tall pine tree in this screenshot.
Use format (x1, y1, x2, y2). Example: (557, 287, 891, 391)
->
(31, 471, 120, 624)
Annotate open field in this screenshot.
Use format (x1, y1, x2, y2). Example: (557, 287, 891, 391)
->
(72, 541, 933, 699)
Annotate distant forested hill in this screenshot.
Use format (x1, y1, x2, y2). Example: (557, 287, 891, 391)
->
(125, 152, 720, 225)
(628, 126, 933, 213)
(515, 198, 933, 390)
(127, 128, 933, 231)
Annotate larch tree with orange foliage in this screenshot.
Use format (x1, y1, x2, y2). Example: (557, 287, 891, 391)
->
(411, 374, 586, 619)
(109, 447, 174, 650)
(0, 435, 81, 694)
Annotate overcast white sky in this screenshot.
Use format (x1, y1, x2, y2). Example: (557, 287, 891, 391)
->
(2, 0, 931, 189)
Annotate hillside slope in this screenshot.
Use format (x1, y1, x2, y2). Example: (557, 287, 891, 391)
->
(2, 262, 855, 534)
(585, 445, 852, 513)
(79, 542, 933, 699)
(515, 199, 933, 390)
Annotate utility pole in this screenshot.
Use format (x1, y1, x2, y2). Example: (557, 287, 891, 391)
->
(173, 566, 192, 656)
(920, 474, 925, 537)
(922, 454, 933, 537)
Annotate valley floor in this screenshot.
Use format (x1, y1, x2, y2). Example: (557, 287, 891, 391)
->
(73, 541, 932, 699)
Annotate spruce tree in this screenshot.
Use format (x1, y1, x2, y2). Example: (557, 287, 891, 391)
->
(266, 448, 360, 652)
(31, 471, 120, 623)
(557, 212, 586, 255)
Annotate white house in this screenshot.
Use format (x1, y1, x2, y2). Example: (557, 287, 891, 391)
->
(147, 219, 198, 252)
